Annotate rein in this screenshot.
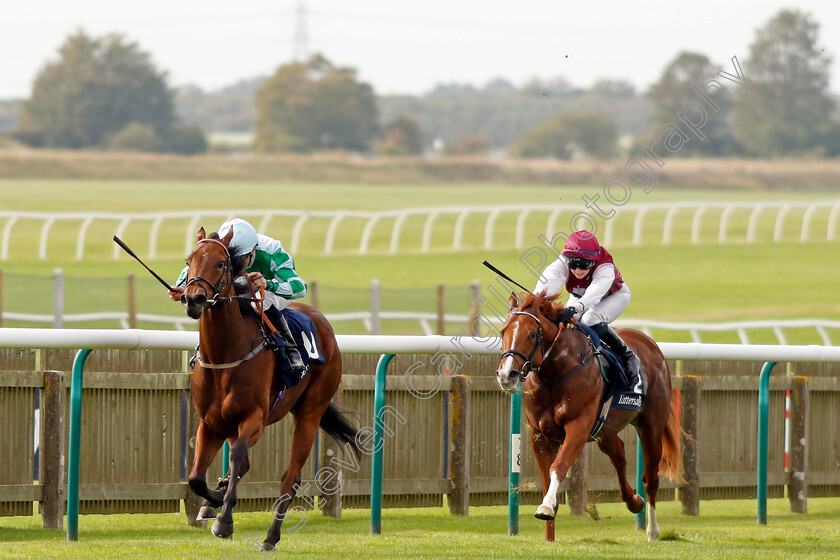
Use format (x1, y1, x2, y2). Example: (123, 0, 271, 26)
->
(502, 310, 594, 389)
(187, 237, 266, 369)
(185, 238, 259, 306)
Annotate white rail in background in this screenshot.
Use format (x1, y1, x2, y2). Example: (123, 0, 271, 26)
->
(0, 201, 837, 260)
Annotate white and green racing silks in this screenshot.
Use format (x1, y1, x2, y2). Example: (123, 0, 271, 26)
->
(248, 234, 306, 299)
(173, 234, 306, 300)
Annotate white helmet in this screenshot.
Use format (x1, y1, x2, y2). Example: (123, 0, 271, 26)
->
(218, 218, 258, 257)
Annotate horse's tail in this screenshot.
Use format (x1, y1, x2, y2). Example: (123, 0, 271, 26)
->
(320, 403, 361, 457)
(659, 396, 685, 485)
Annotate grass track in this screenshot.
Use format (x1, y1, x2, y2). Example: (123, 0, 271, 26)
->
(2, 498, 839, 559)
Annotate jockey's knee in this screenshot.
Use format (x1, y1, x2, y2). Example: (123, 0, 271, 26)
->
(581, 310, 609, 327)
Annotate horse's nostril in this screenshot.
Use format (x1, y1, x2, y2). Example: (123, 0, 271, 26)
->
(193, 294, 207, 306)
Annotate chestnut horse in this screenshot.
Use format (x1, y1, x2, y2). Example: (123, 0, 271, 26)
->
(496, 292, 682, 542)
(181, 227, 356, 551)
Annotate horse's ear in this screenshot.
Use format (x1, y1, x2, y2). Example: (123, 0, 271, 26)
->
(508, 292, 519, 311)
(221, 228, 234, 246)
(196, 227, 206, 242)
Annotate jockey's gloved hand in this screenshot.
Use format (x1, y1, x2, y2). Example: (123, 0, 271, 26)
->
(557, 307, 576, 324)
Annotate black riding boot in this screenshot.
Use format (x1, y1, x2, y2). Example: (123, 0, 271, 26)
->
(591, 322, 642, 392)
(265, 307, 306, 373)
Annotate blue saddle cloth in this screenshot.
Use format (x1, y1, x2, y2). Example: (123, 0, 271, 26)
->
(275, 308, 325, 388)
(575, 323, 644, 414)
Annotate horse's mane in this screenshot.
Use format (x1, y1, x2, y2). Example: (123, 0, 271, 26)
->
(518, 291, 565, 323)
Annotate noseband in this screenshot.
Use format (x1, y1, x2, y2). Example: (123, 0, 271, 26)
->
(500, 311, 544, 380)
(184, 238, 232, 306)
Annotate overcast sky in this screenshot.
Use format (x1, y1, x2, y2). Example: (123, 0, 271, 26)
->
(1, 1, 838, 99)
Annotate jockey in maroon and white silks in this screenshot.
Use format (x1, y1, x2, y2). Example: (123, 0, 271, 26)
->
(534, 230, 642, 391)
(535, 230, 630, 326)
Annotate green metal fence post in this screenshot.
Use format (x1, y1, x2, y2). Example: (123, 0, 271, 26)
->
(222, 442, 229, 478)
(371, 353, 394, 535)
(508, 384, 522, 536)
(757, 361, 777, 525)
(635, 437, 646, 530)
(67, 348, 93, 541)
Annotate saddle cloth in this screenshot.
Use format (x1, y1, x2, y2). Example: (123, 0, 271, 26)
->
(574, 323, 646, 440)
(273, 308, 325, 388)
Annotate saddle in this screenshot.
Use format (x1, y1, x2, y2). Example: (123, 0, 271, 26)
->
(262, 308, 325, 389)
(573, 323, 646, 441)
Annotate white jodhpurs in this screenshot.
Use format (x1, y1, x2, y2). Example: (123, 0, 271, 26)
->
(568, 284, 631, 327)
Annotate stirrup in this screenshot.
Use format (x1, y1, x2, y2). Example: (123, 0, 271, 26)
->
(287, 350, 306, 373)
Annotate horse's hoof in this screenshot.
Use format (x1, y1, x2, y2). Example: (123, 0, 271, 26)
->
(534, 505, 555, 520)
(211, 519, 234, 539)
(196, 506, 217, 521)
(629, 494, 646, 514)
(260, 542, 276, 552)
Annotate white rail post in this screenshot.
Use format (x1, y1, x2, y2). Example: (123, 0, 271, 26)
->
(53, 269, 64, 329)
(370, 279, 381, 335)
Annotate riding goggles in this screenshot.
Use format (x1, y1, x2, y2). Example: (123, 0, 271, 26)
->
(566, 257, 595, 270)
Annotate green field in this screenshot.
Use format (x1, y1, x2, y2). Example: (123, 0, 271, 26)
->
(0, 180, 837, 342)
(2, 499, 839, 559)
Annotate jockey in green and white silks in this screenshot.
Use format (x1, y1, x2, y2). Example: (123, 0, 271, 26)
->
(175, 219, 306, 310)
(172, 218, 307, 372)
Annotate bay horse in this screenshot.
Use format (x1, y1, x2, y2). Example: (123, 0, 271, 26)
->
(181, 227, 356, 551)
(495, 292, 682, 542)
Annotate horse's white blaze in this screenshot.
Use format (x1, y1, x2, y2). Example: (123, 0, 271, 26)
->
(498, 356, 514, 377)
(497, 322, 520, 383)
(539, 471, 560, 512)
(647, 504, 660, 542)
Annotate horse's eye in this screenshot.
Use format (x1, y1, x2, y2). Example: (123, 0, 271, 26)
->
(528, 332, 537, 340)
(217, 261, 225, 269)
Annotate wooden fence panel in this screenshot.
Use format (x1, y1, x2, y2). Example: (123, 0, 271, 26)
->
(807, 377, 840, 497)
(1, 351, 839, 521)
(75, 372, 187, 514)
(338, 354, 449, 509)
(0, 371, 39, 516)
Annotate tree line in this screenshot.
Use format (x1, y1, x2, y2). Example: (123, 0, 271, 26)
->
(5, 8, 840, 158)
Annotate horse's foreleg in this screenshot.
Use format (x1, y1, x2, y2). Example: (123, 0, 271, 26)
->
(262, 411, 322, 551)
(535, 415, 591, 521)
(639, 427, 664, 542)
(188, 422, 226, 520)
(596, 431, 645, 514)
(531, 430, 560, 541)
(212, 410, 265, 539)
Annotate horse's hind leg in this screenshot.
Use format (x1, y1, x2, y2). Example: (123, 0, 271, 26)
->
(212, 409, 265, 539)
(639, 427, 664, 542)
(188, 422, 227, 521)
(596, 431, 645, 514)
(262, 410, 323, 551)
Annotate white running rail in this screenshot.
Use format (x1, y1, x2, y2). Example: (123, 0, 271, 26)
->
(4, 311, 838, 345)
(0, 201, 837, 260)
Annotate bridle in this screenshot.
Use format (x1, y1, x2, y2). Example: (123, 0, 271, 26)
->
(184, 237, 266, 369)
(500, 311, 545, 380)
(500, 310, 591, 388)
(184, 238, 234, 306)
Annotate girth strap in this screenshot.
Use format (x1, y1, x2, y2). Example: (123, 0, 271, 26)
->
(197, 340, 267, 370)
